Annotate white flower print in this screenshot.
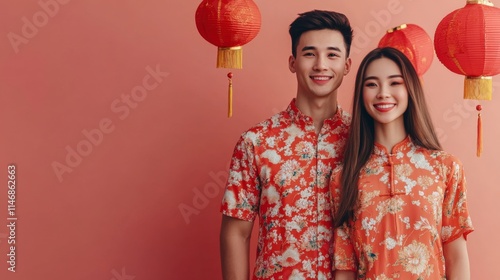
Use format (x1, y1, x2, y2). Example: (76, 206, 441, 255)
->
(289, 269, 306, 280)
(295, 198, 309, 209)
(441, 226, 454, 240)
(300, 188, 312, 199)
(294, 141, 315, 160)
(262, 185, 280, 204)
(262, 149, 281, 164)
(284, 124, 305, 147)
(274, 159, 303, 186)
(265, 136, 276, 147)
(222, 191, 237, 209)
(380, 173, 389, 185)
(402, 177, 416, 194)
(281, 247, 301, 267)
(384, 237, 397, 250)
(337, 227, 350, 241)
(398, 241, 430, 275)
(400, 216, 410, 229)
(414, 216, 431, 231)
(409, 151, 433, 171)
(284, 204, 293, 216)
(380, 234, 404, 250)
(362, 217, 377, 237)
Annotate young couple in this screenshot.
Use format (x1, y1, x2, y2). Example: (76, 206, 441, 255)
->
(219, 10, 473, 280)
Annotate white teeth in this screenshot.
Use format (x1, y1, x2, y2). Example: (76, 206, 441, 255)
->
(312, 76, 330, 80)
(375, 104, 395, 109)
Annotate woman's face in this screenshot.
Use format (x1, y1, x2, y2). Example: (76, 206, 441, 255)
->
(362, 57, 408, 129)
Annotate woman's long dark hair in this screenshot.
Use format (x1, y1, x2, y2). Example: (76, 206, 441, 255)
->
(334, 47, 442, 227)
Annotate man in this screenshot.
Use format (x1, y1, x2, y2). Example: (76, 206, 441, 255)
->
(220, 10, 353, 279)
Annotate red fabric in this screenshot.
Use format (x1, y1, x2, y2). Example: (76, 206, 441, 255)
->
(378, 24, 434, 76)
(195, 0, 261, 47)
(434, 3, 500, 77)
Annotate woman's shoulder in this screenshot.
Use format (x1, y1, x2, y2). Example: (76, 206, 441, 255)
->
(414, 147, 465, 176)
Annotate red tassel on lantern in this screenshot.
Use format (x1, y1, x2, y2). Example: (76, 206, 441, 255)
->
(195, 0, 261, 118)
(378, 23, 434, 76)
(434, 0, 500, 156)
(476, 105, 483, 157)
(227, 72, 233, 118)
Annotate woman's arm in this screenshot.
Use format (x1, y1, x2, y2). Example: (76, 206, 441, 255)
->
(443, 235, 470, 280)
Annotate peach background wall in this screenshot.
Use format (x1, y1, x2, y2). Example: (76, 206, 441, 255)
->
(0, 0, 499, 279)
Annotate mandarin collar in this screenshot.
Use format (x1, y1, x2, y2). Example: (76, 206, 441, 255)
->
(373, 136, 412, 156)
(286, 98, 344, 126)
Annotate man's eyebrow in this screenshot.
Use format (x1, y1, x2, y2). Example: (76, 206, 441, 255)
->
(300, 46, 342, 52)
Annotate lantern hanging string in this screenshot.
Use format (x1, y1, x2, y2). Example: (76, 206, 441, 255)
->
(227, 72, 233, 118)
(476, 104, 483, 157)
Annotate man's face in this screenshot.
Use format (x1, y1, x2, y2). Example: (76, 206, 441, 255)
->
(289, 29, 351, 100)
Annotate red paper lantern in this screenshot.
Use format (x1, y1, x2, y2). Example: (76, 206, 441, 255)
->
(195, 0, 261, 118)
(434, 0, 500, 157)
(195, 0, 261, 69)
(434, 0, 500, 101)
(378, 24, 434, 76)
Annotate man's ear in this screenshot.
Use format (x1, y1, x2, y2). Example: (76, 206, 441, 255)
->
(344, 57, 352, 76)
(288, 55, 296, 73)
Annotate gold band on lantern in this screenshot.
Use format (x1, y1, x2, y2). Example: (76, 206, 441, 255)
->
(387, 24, 407, 33)
(464, 76, 493, 100)
(467, 0, 494, 6)
(217, 46, 243, 69)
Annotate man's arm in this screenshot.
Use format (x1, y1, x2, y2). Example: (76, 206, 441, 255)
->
(443, 235, 470, 280)
(334, 270, 356, 280)
(220, 215, 254, 280)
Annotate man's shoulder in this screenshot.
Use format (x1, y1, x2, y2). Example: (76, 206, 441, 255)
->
(337, 106, 352, 126)
(240, 109, 290, 138)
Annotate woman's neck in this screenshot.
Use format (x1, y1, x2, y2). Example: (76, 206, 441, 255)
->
(374, 122, 407, 152)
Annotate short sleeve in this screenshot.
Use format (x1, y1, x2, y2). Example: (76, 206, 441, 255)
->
(220, 135, 261, 222)
(441, 158, 474, 243)
(333, 224, 357, 271)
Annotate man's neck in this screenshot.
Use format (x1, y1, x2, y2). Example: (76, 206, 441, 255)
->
(295, 95, 338, 134)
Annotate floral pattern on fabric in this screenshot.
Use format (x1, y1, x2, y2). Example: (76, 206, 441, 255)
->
(331, 137, 474, 279)
(221, 99, 350, 279)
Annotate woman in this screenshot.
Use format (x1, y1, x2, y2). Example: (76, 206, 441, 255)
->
(331, 47, 474, 279)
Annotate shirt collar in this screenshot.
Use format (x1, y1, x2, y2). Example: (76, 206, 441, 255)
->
(285, 98, 344, 126)
(373, 136, 413, 156)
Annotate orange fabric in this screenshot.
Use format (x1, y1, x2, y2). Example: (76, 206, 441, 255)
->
(331, 137, 474, 279)
(221, 99, 350, 279)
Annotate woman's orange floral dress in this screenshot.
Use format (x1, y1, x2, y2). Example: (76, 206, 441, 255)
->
(331, 137, 474, 279)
